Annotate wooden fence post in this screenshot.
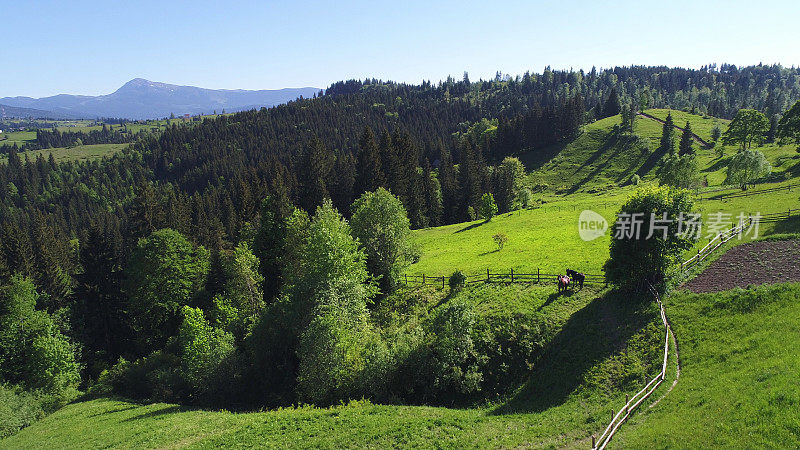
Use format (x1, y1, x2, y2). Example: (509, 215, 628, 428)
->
(511, 268, 514, 283)
(405, 274, 407, 285)
(487, 268, 490, 282)
(422, 274, 426, 285)
(442, 276, 445, 289)
(592, 435, 596, 448)
(625, 394, 629, 413)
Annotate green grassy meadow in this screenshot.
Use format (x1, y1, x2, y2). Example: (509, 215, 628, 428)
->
(615, 283, 800, 448)
(0, 143, 128, 164)
(4, 285, 666, 449)
(525, 109, 799, 191)
(4, 108, 800, 448)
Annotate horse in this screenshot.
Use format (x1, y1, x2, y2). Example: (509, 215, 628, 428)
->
(557, 275, 570, 293)
(566, 269, 585, 290)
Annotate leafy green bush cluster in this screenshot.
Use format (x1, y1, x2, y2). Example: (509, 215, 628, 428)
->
(0, 275, 81, 437)
(94, 190, 554, 409)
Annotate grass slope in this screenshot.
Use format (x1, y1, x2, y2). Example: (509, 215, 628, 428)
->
(4, 285, 665, 449)
(615, 283, 800, 447)
(409, 178, 800, 279)
(525, 109, 799, 191)
(0, 143, 128, 164)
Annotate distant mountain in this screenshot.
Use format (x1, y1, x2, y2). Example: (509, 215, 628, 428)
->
(0, 103, 85, 120)
(0, 79, 320, 120)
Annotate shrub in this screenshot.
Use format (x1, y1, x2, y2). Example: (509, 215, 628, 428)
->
(467, 206, 477, 221)
(605, 185, 697, 289)
(630, 174, 641, 186)
(492, 233, 508, 250)
(479, 193, 498, 222)
(0, 385, 44, 438)
(422, 301, 484, 402)
(448, 271, 467, 291)
(177, 306, 236, 398)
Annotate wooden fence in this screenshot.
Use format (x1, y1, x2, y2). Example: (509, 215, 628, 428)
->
(681, 217, 754, 272)
(591, 283, 676, 449)
(401, 269, 606, 288)
(702, 183, 798, 201)
(681, 209, 798, 272)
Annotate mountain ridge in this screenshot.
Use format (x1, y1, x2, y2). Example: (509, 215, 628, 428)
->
(0, 79, 320, 120)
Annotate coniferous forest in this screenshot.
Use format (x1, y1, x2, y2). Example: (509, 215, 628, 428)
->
(1, 64, 800, 422)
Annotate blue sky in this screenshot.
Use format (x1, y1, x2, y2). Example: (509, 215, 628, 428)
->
(4, 0, 800, 98)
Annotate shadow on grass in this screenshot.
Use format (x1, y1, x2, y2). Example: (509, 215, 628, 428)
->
(537, 291, 572, 310)
(772, 216, 800, 235)
(121, 405, 187, 422)
(478, 249, 500, 256)
(635, 145, 669, 178)
(492, 290, 654, 415)
(701, 156, 730, 173)
(454, 221, 487, 234)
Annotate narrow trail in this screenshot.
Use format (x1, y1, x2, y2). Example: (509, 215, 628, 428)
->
(637, 112, 713, 149)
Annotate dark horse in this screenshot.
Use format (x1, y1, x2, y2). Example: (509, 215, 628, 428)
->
(566, 269, 585, 289)
(557, 275, 570, 293)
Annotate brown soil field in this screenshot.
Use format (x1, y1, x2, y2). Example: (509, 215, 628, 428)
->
(685, 239, 800, 293)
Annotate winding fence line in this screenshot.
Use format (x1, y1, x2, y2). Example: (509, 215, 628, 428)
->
(401, 269, 605, 288)
(681, 217, 754, 272)
(702, 183, 798, 201)
(591, 283, 678, 450)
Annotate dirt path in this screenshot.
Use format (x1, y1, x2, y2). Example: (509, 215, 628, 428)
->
(637, 112, 713, 149)
(685, 239, 800, 293)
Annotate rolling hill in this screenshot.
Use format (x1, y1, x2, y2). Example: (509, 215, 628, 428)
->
(0, 79, 320, 119)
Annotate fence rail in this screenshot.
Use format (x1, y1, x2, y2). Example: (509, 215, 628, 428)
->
(681, 217, 753, 272)
(702, 183, 798, 201)
(591, 283, 676, 449)
(401, 269, 605, 288)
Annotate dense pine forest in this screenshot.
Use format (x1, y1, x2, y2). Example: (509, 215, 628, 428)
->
(1, 64, 800, 430)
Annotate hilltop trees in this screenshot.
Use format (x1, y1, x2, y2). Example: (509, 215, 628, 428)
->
(602, 88, 621, 118)
(722, 109, 769, 149)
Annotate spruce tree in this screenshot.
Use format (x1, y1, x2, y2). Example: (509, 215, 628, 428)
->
(602, 88, 621, 118)
(297, 137, 332, 213)
(660, 112, 676, 153)
(438, 147, 459, 224)
(354, 127, 385, 196)
(679, 121, 694, 155)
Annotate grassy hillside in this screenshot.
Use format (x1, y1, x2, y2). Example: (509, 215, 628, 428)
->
(614, 282, 800, 447)
(408, 178, 800, 279)
(0, 143, 128, 164)
(3, 285, 665, 448)
(525, 109, 799, 191)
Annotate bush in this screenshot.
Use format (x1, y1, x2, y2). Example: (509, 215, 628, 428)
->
(448, 271, 467, 292)
(0, 385, 44, 438)
(630, 174, 641, 186)
(467, 206, 477, 221)
(177, 306, 236, 399)
(479, 193, 498, 222)
(492, 233, 508, 250)
(423, 301, 484, 402)
(605, 185, 697, 289)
